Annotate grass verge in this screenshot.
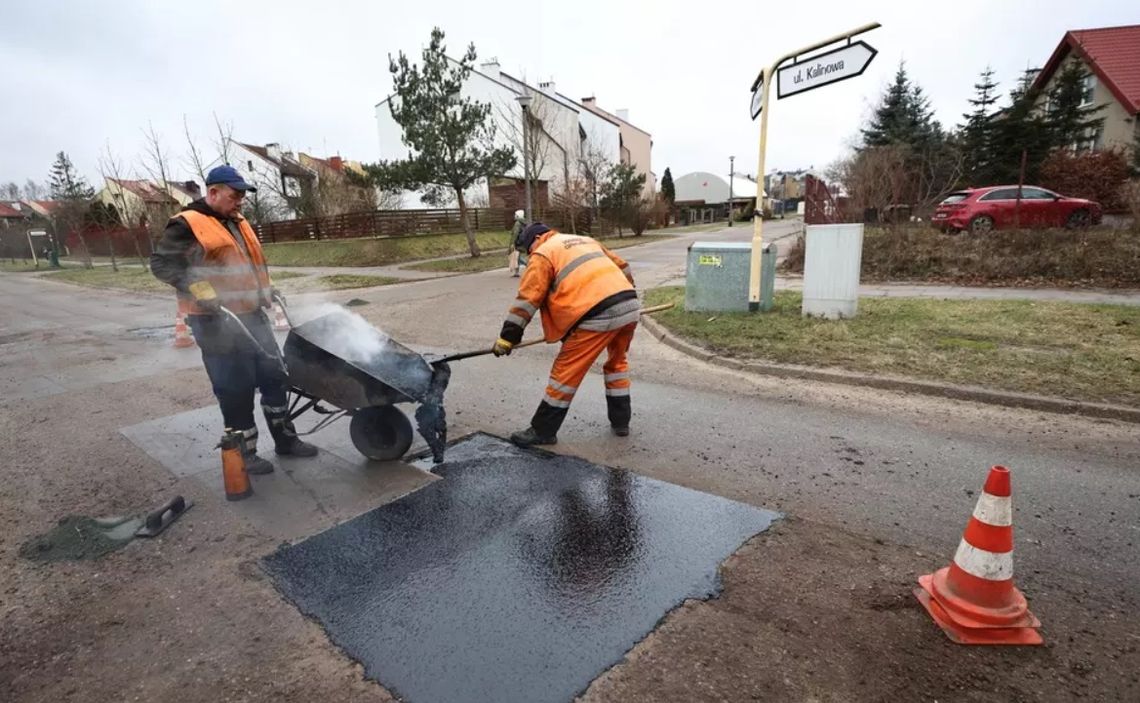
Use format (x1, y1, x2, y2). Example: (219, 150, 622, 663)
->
(404, 234, 676, 273)
(262, 231, 513, 267)
(43, 267, 169, 293)
(780, 225, 1140, 288)
(645, 287, 1140, 406)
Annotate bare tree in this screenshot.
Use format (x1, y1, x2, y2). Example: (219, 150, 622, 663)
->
(22, 180, 46, 200)
(138, 124, 181, 257)
(578, 140, 613, 218)
(495, 90, 556, 206)
(96, 143, 131, 271)
(183, 114, 210, 184)
(1, 182, 19, 200)
(214, 113, 234, 165)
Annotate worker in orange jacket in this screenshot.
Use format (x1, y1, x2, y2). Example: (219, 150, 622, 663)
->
(152, 165, 318, 475)
(493, 223, 640, 446)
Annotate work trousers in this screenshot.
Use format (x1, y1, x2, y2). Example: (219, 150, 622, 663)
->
(186, 310, 289, 434)
(530, 322, 636, 437)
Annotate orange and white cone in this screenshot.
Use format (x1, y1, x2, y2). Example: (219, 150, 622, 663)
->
(914, 465, 1043, 645)
(272, 303, 290, 331)
(173, 310, 196, 349)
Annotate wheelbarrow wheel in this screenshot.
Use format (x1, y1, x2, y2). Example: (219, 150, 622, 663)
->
(350, 406, 414, 461)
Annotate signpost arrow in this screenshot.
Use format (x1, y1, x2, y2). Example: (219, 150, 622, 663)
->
(776, 40, 877, 99)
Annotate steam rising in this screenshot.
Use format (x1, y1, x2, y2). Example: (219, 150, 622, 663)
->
(294, 303, 391, 366)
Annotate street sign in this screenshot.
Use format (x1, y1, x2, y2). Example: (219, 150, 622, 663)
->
(750, 82, 763, 120)
(776, 40, 877, 99)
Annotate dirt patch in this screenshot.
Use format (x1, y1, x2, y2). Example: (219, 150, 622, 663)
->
(581, 518, 1139, 703)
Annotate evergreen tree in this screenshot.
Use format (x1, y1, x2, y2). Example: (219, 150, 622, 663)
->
(660, 167, 675, 205)
(861, 62, 942, 150)
(363, 28, 516, 257)
(985, 71, 1053, 184)
(1046, 61, 1106, 151)
(599, 164, 646, 235)
(959, 66, 999, 185)
(49, 151, 95, 201)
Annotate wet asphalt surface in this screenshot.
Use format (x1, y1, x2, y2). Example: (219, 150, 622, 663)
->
(263, 433, 778, 703)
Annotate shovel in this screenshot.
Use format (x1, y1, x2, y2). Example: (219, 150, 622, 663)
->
(435, 302, 675, 364)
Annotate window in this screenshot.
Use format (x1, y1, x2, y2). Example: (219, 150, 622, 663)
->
(1021, 188, 1056, 200)
(979, 188, 1021, 201)
(1080, 74, 1096, 107)
(941, 193, 970, 204)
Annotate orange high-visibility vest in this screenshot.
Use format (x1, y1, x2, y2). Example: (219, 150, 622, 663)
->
(176, 209, 271, 315)
(531, 233, 634, 342)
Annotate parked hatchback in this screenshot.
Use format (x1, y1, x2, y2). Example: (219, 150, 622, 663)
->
(932, 186, 1102, 233)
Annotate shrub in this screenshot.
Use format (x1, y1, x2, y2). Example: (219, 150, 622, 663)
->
(1039, 149, 1130, 212)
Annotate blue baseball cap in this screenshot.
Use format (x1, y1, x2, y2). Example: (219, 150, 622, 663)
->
(205, 165, 257, 192)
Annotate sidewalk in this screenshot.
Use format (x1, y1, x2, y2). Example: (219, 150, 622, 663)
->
(774, 275, 1140, 306)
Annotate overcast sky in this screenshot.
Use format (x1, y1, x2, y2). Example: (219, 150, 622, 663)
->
(1, 0, 1135, 191)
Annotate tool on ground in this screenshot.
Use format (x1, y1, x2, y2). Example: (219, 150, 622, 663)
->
(435, 302, 676, 364)
(173, 310, 195, 349)
(134, 495, 193, 538)
(913, 465, 1043, 645)
(219, 429, 253, 501)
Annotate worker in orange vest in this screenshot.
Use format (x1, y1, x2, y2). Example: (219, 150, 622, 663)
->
(493, 223, 640, 446)
(151, 165, 317, 475)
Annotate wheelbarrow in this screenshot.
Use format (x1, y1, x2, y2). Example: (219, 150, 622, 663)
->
(220, 299, 674, 463)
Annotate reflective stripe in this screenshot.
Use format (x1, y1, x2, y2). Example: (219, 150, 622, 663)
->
(547, 379, 578, 395)
(543, 396, 573, 409)
(605, 388, 631, 397)
(262, 405, 289, 414)
(551, 251, 606, 291)
(604, 372, 630, 382)
(972, 492, 1012, 527)
(240, 428, 258, 438)
(505, 313, 529, 327)
(952, 540, 1014, 581)
(578, 309, 640, 331)
(513, 299, 538, 316)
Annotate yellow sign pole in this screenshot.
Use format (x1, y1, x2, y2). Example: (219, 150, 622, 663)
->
(748, 22, 881, 312)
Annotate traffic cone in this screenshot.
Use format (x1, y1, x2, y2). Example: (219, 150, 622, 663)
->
(272, 303, 290, 331)
(219, 430, 253, 502)
(173, 310, 195, 349)
(914, 465, 1043, 645)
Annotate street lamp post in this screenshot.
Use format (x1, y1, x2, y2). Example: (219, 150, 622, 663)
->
(516, 94, 534, 223)
(728, 155, 735, 227)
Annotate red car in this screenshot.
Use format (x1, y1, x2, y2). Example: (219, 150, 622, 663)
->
(932, 186, 1102, 233)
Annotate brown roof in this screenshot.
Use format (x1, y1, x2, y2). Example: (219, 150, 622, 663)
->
(28, 200, 65, 215)
(1032, 24, 1140, 114)
(109, 179, 178, 205)
(0, 202, 27, 218)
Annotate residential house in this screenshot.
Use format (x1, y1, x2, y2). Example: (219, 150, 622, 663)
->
(22, 200, 65, 220)
(1029, 24, 1140, 152)
(673, 171, 763, 224)
(0, 201, 31, 229)
(166, 181, 202, 207)
(227, 141, 317, 221)
(97, 179, 179, 229)
(297, 153, 377, 215)
(374, 58, 624, 211)
(578, 98, 655, 198)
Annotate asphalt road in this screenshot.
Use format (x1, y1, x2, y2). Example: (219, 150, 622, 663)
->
(2, 229, 1138, 700)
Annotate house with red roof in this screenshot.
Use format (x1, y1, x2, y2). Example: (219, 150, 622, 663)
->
(1030, 24, 1140, 152)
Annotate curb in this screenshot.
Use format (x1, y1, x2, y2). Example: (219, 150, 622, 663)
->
(640, 315, 1140, 425)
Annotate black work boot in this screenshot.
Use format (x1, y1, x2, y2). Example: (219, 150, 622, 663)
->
(238, 429, 275, 475)
(511, 427, 558, 447)
(265, 408, 318, 457)
(612, 426, 630, 437)
(607, 394, 631, 438)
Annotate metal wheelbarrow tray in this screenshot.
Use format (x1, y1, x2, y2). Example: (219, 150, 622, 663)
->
(282, 309, 439, 461)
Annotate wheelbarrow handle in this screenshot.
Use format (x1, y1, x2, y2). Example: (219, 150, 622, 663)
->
(271, 291, 296, 328)
(434, 302, 674, 364)
(219, 306, 289, 374)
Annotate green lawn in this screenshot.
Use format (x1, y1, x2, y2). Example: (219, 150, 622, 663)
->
(404, 234, 676, 273)
(43, 267, 169, 293)
(263, 231, 514, 267)
(645, 287, 1140, 406)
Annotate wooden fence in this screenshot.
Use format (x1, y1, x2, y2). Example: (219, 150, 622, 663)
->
(254, 207, 607, 243)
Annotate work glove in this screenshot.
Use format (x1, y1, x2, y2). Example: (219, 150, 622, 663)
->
(188, 280, 222, 314)
(492, 338, 514, 357)
(264, 286, 285, 309)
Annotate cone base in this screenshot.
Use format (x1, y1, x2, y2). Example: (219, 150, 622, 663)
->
(914, 586, 1043, 645)
(921, 570, 1040, 630)
(173, 338, 196, 349)
(225, 487, 253, 502)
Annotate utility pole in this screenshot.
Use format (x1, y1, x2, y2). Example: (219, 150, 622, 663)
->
(516, 94, 534, 223)
(728, 155, 735, 227)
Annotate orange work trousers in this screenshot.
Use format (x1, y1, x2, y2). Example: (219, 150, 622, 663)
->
(530, 322, 636, 437)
